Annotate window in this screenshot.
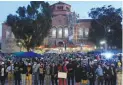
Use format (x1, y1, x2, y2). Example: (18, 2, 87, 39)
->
(64, 28, 68, 38)
(66, 7, 70, 11)
(57, 28, 62, 38)
(57, 6, 63, 10)
(78, 28, 83, 38)
(6, 30, 10, 39)
(84, 28, 89, 37)
(52, 28, 56, 38)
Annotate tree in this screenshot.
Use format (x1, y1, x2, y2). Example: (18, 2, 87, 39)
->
(6, 1, 52, 51)
(88, 5, 122, 49)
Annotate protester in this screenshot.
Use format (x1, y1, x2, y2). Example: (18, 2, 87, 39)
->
(0, 62, 6, 85)
(95, 64, 104, 85)
(45, 62, 51, 85)
(81, 64, 88, 85)
(6, 62, 14, 85)
(75, 63, 81, 85)
(50, 62, 58, 85)
(39, 62, 45, 85)
(26, 63, 32, 85)
(104, 64, 111, 85)
(67, 61, 74, 85)
(32, 61, 40, 85)
(88, 64, 95, 85)
(14, 62, 21, 85)
(110, 64, 117, 85)
(57, 63, 63, 85)
(20, 61, 27, 85)
(0, 51, 122, 85)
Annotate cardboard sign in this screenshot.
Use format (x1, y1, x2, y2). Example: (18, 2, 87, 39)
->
(58, 72, 67, 79)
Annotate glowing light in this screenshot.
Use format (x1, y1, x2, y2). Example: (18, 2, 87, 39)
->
(101, 52, 113, 59)
(100, 40, 106, 45)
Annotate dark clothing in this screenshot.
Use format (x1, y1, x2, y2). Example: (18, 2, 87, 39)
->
(104, 67, 111, 85)
(50, 65, 58, 85)
(0, 76, 5, 85)
(39, 65, 45, 85)
(97, 76, 104, 85)
(88, 66, 95, 85)
(20, 64, 27, 74)
(110, 67, 116, 85)
(75, 67, 82, 82)
(39, 74, 45, 85)
(14, 65, 21, 85)
(67, 63, 74, 85)
(81, 67, 88, 80)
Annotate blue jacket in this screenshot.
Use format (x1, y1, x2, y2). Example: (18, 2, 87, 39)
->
(95, 67, 103, 76)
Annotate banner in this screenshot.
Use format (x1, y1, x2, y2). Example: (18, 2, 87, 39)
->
(58, 72, 67, 79)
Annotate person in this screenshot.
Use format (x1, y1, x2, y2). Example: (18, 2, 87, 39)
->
(26, 63, 32, 85)
(50, 63, 58, 85)
(45, 63, 51, 85)
(67, 61, 74, 85)
(58, 63, 63, 85)
(117, 65, 122, 85)
(0, 62, 6, 85)
(75, 63, 81, 85)
(62, 62, 68, 85)
(39, 62, 45, 85)
(32, 61, 40, 85)
(81, 64, 88, 85)
(95, 64, 104, 85)
(110, 64, 116, 85)
(88, 64, 95, 85)
(104, 64, 111, 85)
(6, 62, 14, 85)
(20, 61, 27, 85)
(14, 62, 21, 85)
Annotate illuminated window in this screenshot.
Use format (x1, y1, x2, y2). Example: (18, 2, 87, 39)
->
(52, 28, 56, 38)
(57, 28, 62, 38)
(64, 28, 68, 38)
(84, 28, 89, 37)
(78, 28, 83, 38)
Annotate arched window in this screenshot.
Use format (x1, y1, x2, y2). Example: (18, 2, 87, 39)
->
(57, 28, 62, 38)
(52, 28, 56, 38)
(64, 28, 68, 38)
(84, 28, 89, 37)
(78, 28, 83, 38)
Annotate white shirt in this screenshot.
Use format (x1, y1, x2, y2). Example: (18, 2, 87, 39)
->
(1, 68, 4, 76)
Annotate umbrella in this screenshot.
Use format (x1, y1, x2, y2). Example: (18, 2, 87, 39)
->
(23, 51, 38, 58)
(13, 52, 25, 57)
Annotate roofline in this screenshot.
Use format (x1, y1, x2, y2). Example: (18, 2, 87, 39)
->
(50, 1, 71, 7)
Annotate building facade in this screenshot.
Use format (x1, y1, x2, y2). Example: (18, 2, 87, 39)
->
(2, 2, 95, 52)
(1, 23, 20, 53)
(44, 2, 94, 51)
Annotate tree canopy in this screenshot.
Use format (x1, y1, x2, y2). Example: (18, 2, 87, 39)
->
(88, 5, 122, 49)
(6, 1, 52, 51)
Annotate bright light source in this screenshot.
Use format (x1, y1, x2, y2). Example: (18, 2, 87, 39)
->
(101, 52, 113, 59)
(100, 40, 106, 45)
(94, 59, 97, 62)
(108, 29, 111, 32)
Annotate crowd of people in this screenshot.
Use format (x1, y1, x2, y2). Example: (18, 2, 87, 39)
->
(0, 52, 122, 85)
